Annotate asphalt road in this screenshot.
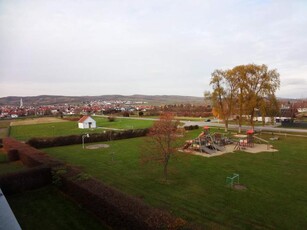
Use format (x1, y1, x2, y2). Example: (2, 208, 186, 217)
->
(95, 115, 307, 134)
(183, 121, 307, 134)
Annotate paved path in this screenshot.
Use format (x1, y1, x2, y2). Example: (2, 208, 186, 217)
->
(183, 121, 307, 134)
(94, 115, 307, 134)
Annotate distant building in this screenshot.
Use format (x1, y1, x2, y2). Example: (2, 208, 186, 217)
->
(11, 114, 18, 118)
(78, 116, 96, 129)
(20, 98, 23, 108)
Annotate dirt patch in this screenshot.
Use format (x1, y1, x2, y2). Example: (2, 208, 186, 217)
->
(243, 144, 278, 153)
(233, 184, 247, 190)
(86, 144, 110, 149)
(10, 117, 69, 126)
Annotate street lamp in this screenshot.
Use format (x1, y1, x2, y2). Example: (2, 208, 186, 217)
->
(82, 133, 90, 149)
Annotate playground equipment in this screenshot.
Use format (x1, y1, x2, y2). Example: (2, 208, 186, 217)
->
(234, 130, 254, 151)
(183, 126, 231, 154)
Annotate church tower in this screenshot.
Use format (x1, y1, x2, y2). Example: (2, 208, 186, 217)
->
(20, 98, 23, 108)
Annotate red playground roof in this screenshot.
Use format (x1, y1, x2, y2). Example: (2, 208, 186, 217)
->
(246, 129, 254, 134)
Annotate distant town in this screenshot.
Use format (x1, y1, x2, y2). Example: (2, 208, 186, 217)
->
(1, 96, 307, 124)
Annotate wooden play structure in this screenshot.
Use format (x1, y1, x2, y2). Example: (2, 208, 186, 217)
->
(182, 126, 232, 154)
(234, 129, 255, 150)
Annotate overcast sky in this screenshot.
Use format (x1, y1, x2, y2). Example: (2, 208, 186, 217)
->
(1, 0, 307, 98)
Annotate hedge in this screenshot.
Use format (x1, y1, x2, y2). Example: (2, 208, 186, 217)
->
(7, 149, 19, 161)
(2, 137, 195, 229)
(26, 129, 149, 149)
(3, 138, 63, 167)
(0, 165, 52, 195)
(59, 166, 189, 230)
(183, 125, 199, 130)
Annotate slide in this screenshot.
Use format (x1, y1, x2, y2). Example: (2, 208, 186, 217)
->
(211, 143, 225, 151)
(200, 146, 216, 154)
(183, 142, 192, 150)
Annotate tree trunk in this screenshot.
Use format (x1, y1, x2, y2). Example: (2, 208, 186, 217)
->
(163, 161, 168, 181)
(163, 154, 170, 181)
(225, 119, 229, 132)
(250, 109, 255, 130)
(238, 91, 243, 134)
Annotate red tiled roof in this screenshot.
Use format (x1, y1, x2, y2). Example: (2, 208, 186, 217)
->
(78, 115, 90, 123)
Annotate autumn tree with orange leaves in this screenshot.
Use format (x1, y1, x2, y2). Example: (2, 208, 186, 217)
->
(146, 113, 179, 181)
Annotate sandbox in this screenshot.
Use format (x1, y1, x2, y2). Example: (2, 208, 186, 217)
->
(86, 144, 110, 149)
(181, 143, 278, 158)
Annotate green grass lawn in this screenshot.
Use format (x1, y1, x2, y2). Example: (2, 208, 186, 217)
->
(10, 117, 154, 141)
(42, 130, 307, 229)
(7, 186, 109, 230)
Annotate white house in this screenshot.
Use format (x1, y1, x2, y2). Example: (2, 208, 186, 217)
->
(78, 116, 96, 129)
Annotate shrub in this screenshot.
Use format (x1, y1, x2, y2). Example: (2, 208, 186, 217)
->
(183, 125, 199, 130)
(122, 111, 130, 117)
(108, 116, 116, 122)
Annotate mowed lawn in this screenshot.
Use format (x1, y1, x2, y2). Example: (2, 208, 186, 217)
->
(10, 117, 154, 141)
(43, 130, 307, 229)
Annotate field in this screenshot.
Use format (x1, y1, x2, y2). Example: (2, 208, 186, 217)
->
(42, 129, 307, 229)
(9, 116, 154, 141)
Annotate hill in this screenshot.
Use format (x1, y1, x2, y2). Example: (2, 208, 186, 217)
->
(0, 95, 204, 106)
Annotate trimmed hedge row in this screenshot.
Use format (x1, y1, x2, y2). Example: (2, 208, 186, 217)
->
(0, 165, 52, 195)
(59, 166, 188, 230)
(2, 138, 193, 229)
(3, 138, 63, 167)
(184, 125, 199, 130)
(26, 129, 149, 149)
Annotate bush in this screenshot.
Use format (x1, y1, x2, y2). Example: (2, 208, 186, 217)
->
(108, 116, 116, 122)
(122, 111, 130, 117)
(183, 125, 199, 130)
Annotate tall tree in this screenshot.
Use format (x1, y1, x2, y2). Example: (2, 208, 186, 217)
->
(146, 113, 179, 181)
(209, 64, 280, 131)
(229, 65, 246, 133)
(210, 69, 237, 132)
(242, 64, 280, 128)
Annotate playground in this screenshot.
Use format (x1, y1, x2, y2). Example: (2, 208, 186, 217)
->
(42, 132, 307, 229)
(181, 127, 278, 157)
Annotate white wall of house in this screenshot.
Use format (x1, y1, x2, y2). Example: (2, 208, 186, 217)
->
(78, 117, 97, 129)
